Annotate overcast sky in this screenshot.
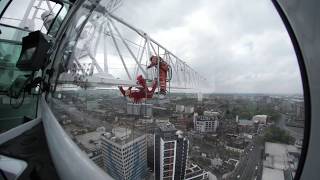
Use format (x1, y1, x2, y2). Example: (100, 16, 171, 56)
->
(112, 0, 303, 94)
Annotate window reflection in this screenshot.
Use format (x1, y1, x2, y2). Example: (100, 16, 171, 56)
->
(49, 1, 305, 179)
(0, 0, 306, 180)
(0, 0, 70, 133)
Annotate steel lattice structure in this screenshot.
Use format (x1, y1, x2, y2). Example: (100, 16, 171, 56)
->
(53, 1, 208, 92)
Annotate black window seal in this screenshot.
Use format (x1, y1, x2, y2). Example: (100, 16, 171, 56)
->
(0, 38, 22, 45)
(0, 0, 12, 20)
(0, 23, 32, 33)
(271, 1, 312, 180)
(47, 2, 64, 36)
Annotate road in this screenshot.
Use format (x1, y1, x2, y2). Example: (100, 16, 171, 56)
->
(229, 136, 263, 180)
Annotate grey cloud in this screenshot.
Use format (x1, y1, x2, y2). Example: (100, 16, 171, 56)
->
(113, 0, 303, 94)
(115, 0, 201, 32)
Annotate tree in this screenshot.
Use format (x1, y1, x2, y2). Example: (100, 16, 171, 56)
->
(264, 125, 295, 145)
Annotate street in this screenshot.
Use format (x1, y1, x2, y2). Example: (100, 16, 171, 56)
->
(229, 136, 263, 180)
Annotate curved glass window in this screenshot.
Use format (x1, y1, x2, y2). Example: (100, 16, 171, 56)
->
(0, 0, 71, 133)
(4, 0, 303, 180)
(49, 1, 305, 180)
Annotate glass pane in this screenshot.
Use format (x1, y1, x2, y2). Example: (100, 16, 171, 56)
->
(0, 94, 38, 133)
(0, 0, 73, 134)
(0, 8, 38, 133)
(0, 0, 10, 16)
(0, 0, 62, 34)
(48, 1, 305, 180)
(48, 4, 70, 36)
(0, 24, 29, 42)
(0, 39, 38, 133)
(0, 41, 24, 91)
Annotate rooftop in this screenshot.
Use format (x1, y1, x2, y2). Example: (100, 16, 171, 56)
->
(264, 142, 299, 170)
(262, 167, 284, 180)
(102, 127, 144, 146)
(253, 115, 267, 118)
(265, 142, 299, 156)
(159, 122, 177, 132)
(196, 115, 216, 121)
(203, 110, 220, 116)
(252, 115, 268, 123)
(185, 163, 207, 179)
(75, 131, 104, 152)
(112, 127, 131, 140)
(238, 119, 254, 126)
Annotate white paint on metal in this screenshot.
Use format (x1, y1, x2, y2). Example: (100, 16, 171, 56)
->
(0, 117, 41, 145)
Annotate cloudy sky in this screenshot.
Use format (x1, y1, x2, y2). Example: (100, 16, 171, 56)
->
(112, 0, 303, 94)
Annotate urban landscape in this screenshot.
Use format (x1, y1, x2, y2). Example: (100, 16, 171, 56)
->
(50, 90, 304, 180)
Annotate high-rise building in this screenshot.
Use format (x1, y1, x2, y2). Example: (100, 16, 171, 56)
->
(74, 131, 104, 168)
(127, 103, 153, 117)
(154, 123, 189, 180)
(194, 115, 219, 133)
(101, 127, 147, 180)
(88, 149, 104, 168)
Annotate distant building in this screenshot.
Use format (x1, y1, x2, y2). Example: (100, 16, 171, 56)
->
(101, 127, 147, 180)
(225, 145, 244, 153)
(86, 100, 99, 111)
(154, 123, 189, 180)
(171, 116, 189, 132)
(194, 115, 219, 133)
(292, 100, 304, 120)
(127, 103, 152, 117)
(185, 106, 195, 114)
(238, 119, 254, 126)
(197, 93, 203, 102)
(252, 115, 268, 124)
(185, 163, 209, 180)
(203, 111, 220, 117)
(139, 118, 154, 124)
(176, 105, 185, 113)
(225, 138, 246, 154)
(96, 126, 106, 132)
(155, 118, 170, 124)
(262, 142, 300, 180)
(75, 131, 104, 168)
(211, 158, 223, 167)
(243, 133, 253, 139)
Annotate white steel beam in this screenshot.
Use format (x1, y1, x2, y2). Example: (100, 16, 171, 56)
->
(106, 20, 132, 80)
(134, 40, 147, 77)
(107, 16, 147, 77)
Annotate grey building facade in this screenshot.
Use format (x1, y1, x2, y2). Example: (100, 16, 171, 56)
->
(101, 128, 147, 180)
(154, 123, 189, 180)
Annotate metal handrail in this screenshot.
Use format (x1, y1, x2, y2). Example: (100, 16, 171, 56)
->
(0, 23, 32, 32)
